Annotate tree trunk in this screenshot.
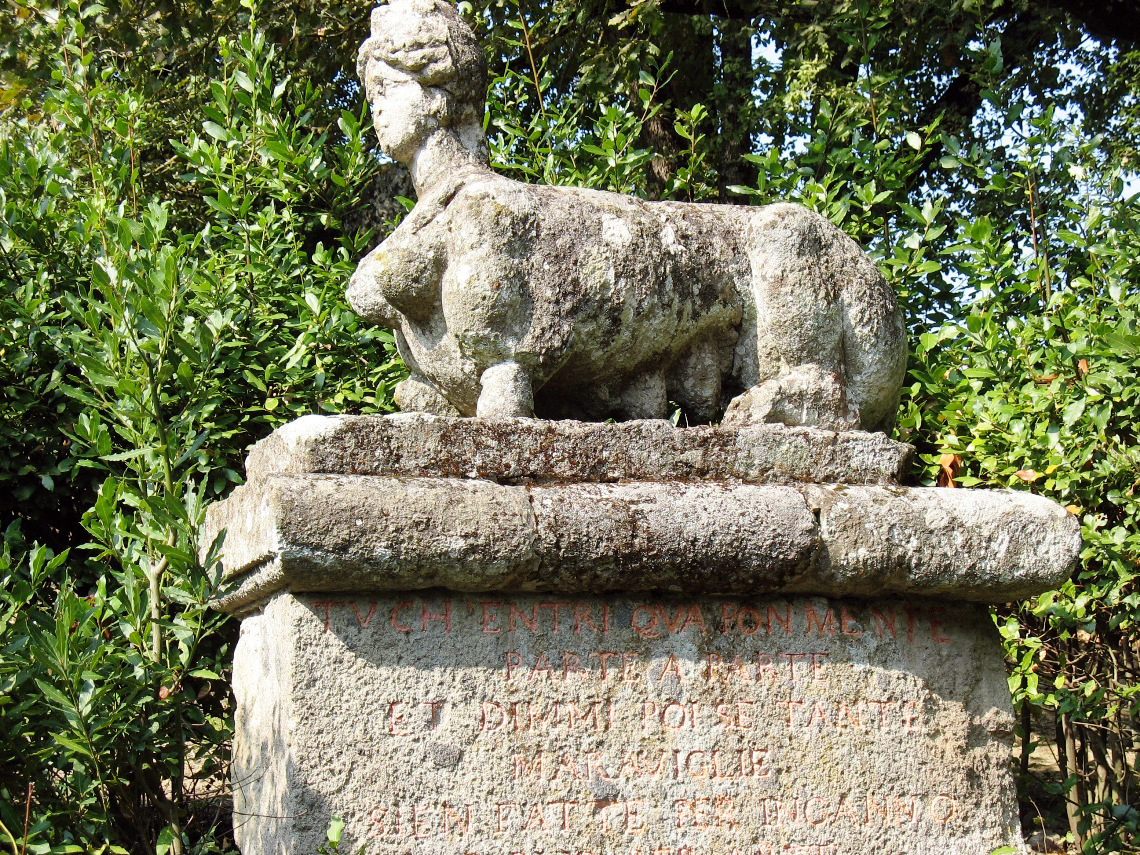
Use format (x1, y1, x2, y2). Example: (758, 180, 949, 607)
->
(713, 16, 756, 197)
(640, 10, 715, 198)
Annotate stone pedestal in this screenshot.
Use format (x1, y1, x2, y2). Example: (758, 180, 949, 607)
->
(205, 415, 1080, 855)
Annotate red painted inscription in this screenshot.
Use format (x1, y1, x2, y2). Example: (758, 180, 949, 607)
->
(310, 597, 957, 644)
(512, 748, 771, 783)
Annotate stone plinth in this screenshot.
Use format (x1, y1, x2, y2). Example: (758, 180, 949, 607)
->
(206, 415, 1081, 855)
(244, 413, 915, 485)
(235, 592, 1022, 855)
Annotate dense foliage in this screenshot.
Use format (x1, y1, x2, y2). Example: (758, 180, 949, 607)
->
(0, 0, 1136, 853)
(0, 5, 400, 852)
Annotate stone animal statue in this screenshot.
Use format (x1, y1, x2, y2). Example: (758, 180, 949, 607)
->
(349, 0, 907, 430)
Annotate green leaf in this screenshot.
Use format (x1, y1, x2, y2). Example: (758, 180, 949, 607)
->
(53, 733, 94, 759)
(202, 121, 230, 142)
(261, 140, 293, 161)
(100, 447, 153, 463)
(1062, 398, 1086, 426)
(233, 70, 255, 93)
(33, 679, 72, 711)
(156, 826, 176, 855)
(1105, 330, 1140, 353)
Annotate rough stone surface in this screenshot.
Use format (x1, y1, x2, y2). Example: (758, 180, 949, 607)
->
(215, 6, 1074, 851)
(799, 485, 1083, 599)
(232, 590, 1028, 855)
(204, 472, 1080, 613)
(244, 413, 915, 485)
(347, 0, 907, 431)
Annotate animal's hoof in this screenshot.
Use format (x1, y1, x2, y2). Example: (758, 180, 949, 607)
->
(395, 378, 463, 416)
(724, 368, 861, 431)
(476, 362, 535, 418)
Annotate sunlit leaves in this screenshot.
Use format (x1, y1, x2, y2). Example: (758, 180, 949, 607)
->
(0, 16, 400, 854)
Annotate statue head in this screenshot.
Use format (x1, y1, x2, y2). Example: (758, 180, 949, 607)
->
(357, 0, 489, 164)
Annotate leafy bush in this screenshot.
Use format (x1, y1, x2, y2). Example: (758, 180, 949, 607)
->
(0, 5, 399, 852)
(724, 66, 1139, 853)
(899, 126, 1140, 851)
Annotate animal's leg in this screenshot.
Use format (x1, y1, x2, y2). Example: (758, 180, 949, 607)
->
(668, 338, 726, 424)
(731, 203, 856, 429)
(722, 366, 859, 429)
(477, 361, 535, 418)
(615, 371, 668, 420)
(346, 249, 400, 326)
(394, 376, 462, 416)
(837, 266, 908, 433)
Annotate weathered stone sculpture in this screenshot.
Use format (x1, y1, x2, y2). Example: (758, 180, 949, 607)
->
(202, 4, 1081, 853)
(347, 0, 907, 430)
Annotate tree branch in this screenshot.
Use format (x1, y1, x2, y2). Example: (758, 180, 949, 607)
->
(900, 12, 1048, 195)
(655, 0, 1140, 44)
(1047, 0, 1140, 45)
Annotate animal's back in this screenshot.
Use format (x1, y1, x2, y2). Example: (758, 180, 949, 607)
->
(364, 169, 905, 426)
(441, 176, 751, 407)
